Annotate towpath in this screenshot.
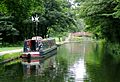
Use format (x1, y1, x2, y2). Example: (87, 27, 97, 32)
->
(64, 33, 71, 42)
(0, 49, 22, 56)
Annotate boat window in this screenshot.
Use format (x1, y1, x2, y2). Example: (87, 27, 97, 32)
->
(23, 38, 56, 52)
(31, 40, 36, 51)
(23, 40, 31, 52)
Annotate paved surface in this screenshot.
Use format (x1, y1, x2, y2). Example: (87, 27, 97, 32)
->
(0, 49, 22, 56)
(65, 33, 71, 42)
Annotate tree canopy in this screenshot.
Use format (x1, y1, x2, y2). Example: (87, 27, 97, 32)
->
(76, 0, 120, 42)
(0, 0, 77, 44)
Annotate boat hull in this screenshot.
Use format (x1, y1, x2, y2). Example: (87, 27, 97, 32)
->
(21, 45, 57, 64)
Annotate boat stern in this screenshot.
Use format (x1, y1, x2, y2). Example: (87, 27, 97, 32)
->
(21, 52, 41, 63)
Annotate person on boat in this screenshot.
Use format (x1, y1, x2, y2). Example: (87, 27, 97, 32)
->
(38, 42, 43, 51)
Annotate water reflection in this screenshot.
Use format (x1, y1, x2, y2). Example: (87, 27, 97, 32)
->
(1, 42, 120, 82)
(85, 42, 120, 82)
(68, 59, 86, 82)
(0, 63, 23, 82)
(0, 42, 89, 82)
(63, 42, 88, 82)
(22, 55, 56, 77)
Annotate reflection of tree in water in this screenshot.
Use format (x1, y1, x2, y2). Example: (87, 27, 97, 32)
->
(0, 63, 23, 82)
(43, 57, 68, 82)
(0, 43, 87, 82)
(23, 56, 68, 82)
(85, 43, 120, 82)
(0, 54, 69, 82)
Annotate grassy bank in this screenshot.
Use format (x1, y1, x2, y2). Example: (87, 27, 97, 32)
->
(0, 52, 21, 62)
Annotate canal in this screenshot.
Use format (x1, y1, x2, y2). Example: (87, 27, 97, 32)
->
(0, 41, 120, 82)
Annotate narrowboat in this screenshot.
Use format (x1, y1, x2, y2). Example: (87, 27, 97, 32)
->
(20, 36, 57, 64)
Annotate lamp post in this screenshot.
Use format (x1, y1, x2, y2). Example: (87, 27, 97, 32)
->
(32, 14, 39, 36)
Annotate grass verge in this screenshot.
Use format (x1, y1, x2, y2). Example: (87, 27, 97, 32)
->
(0, 52, 22, 62)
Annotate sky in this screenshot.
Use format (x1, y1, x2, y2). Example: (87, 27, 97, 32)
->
(68, 0, 79, 8)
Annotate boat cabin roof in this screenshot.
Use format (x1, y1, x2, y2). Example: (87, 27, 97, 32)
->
(32, 36, 42, 40)
(24, 36, 55, 42)
(23, 36, 56, 52)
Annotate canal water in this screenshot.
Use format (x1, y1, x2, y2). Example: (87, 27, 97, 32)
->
(0, 41, 120, 82)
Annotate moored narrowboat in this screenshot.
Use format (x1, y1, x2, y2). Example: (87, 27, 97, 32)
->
(20, 36, 57, 64)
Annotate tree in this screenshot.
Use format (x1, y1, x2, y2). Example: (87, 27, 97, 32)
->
(30, 0, 76, 38)
(76, 0, 120, 42)
(0, 0, 77, 43)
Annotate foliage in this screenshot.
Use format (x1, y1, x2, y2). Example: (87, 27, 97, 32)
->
(105, 42, 120, 63)
(77, 0, 120, 42)
(84, 42, 120, 82)
(0, 0, 77, 44)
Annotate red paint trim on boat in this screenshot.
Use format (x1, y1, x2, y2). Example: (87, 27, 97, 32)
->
(31, 60, 40, 62)
(31, 54, 40, 57)
(22, 60, 40, 62)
